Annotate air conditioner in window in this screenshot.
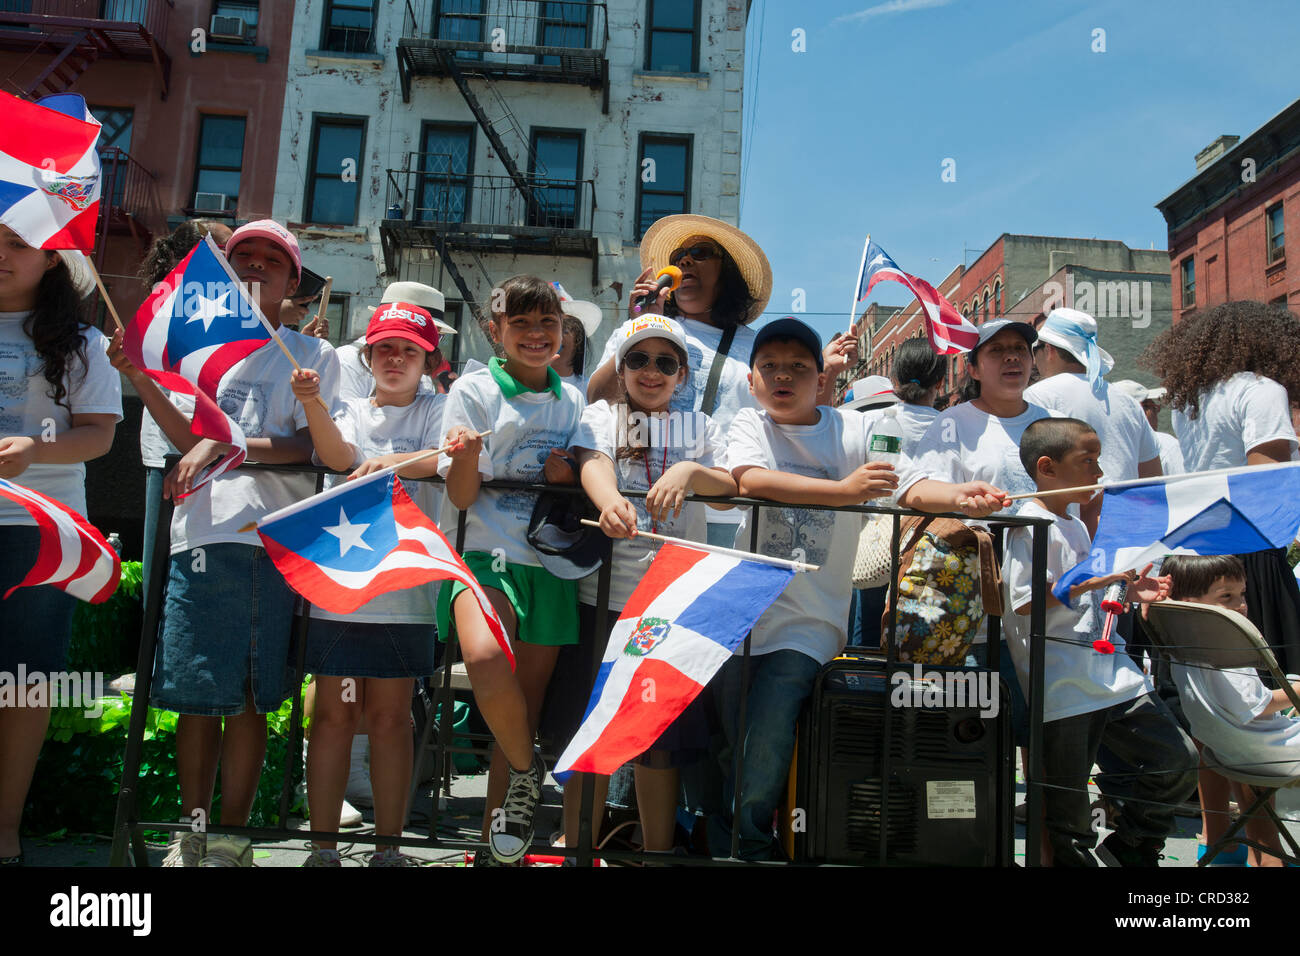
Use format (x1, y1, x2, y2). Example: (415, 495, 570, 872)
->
(209, 15, 252, 42)
(194, 192, 234, 212)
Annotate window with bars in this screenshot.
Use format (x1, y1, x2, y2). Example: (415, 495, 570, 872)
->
(537, 1, 589, 63)
(529, 129, 582, 228)
(418, 124, 474, 224)
(435, 0, 483, 60)
(322, 0, 375, 53)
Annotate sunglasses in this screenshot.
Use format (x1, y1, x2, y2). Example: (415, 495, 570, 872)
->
(668, 243, 720, 265)
(623, 350, 681, 375)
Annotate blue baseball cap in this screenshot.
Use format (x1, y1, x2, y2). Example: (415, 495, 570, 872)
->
(750, 317, 824, 371)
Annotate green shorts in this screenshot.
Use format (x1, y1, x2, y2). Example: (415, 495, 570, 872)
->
(436, 551, 579, 647)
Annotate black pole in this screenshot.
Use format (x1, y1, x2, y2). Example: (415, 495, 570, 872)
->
(576, 537, 612, 867)
(880, 510, 902, 866)
(1026, 521, 1049, 867)
(727, 509, 761, 861)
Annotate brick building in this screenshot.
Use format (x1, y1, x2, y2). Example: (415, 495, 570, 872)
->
(1155, 97, 1300, 320)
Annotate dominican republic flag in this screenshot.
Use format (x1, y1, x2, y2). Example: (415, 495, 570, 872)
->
(1054, 462, 1300, 606)
(256, 470, 513, 666)
(553, 543, 795, 782)
(0, 91, 102, 253)
(856, 238, 979, 354)
(124, 234, 272, 493)
(0, 478, 120, 604)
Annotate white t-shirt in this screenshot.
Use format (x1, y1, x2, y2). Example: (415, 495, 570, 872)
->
(1025, 373, 1160, 482)
(573, 400, 725, 610)
(727, 405, 868, 665)
(1172, 662, 1300, 776)
(311, 391, 446, 624)
(436, 364, 584, 566)
(169, 331, 341, 553)
(139, 401, 181, 470)
(1154, 431, 1185, 476)
(897, 402, 940, 458)
(0, 313, 122, 523)
(1175, 373, 1298, 472)
(1002, 500, 1151, 722)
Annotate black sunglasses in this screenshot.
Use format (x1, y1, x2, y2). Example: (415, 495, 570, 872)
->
(623, 350, 681, 375)
(668, 243, 720, 265)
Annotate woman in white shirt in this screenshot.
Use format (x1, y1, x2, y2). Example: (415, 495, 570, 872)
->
(1144, 300, 1300, 672)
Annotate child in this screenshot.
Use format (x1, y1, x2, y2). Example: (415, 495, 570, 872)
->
(1003, 417, 1196, 866)
(436, 274, 585, 864)
(717, 317, 897, 860)
(110, 220, 340, 867)
(560, 314, 737, 855)
(1159, 554, 1300, 867)
(0, 230, 121, 866)
(290, 301, 447, 867)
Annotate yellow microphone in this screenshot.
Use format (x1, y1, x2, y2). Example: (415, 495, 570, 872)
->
(634, 265, 683, 313)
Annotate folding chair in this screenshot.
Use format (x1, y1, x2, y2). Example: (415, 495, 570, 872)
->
(1145, 599, 1300, 866)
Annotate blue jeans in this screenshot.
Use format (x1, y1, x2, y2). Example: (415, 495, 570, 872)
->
(707, 648, 821, 860)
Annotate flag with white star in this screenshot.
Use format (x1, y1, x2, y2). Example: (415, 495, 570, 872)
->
(123, 233, 259, 495)
(256, 471, 513, 665)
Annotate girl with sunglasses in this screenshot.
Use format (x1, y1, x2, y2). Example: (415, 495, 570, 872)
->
(557, 315, 737, 856)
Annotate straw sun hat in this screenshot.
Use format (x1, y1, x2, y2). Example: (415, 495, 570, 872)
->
(639, 214, 772, 324)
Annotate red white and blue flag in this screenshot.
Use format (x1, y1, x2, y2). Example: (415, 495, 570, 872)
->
(0, 91, 102, 253)
(255, 470, 513, 666)
(0, 478, 120, 604)
(553, 543, 795, 782)
(855, 238, 979, 354)
(124, 234, 273, 492)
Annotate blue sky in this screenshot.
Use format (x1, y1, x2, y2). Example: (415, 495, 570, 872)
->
(738, 0, 1300, 343)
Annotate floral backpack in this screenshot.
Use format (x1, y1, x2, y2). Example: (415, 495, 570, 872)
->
(879, 516, 1004, 665)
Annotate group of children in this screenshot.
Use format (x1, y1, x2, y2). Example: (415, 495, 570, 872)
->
(3, 213, 1299, 869)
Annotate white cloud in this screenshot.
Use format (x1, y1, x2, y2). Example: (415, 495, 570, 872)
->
(834, 0, 956, 25)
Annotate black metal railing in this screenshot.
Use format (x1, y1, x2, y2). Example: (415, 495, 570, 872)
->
(401, 0, 607, 59)
(0, 0, 172, 39)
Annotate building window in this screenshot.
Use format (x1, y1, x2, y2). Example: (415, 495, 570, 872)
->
(993, 280, 1001, 315)
(982, 291, 990, 322)
(212, 1, 258, 40)
(646, 0, 699, 72)
(305, 116, 366, 225)
(1181, 256, 1195, 308)
(529, 129, 582, 228)
(537, 1, 589, 62)
(102, 0, 146, 24)
(419, 123, 474, 223)
(192, 114, 245, 213)
(635, 133, 691, 239)
(322, 0, 375, 53)
(1268, 203, 1285, 264)
(435, 0, 484, 59)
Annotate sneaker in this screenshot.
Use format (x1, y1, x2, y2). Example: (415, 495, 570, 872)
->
(302, 845, 342, 867)
(1097, 833, 1164, 867)
(161, 828, 205, 868)
(199, 834, 254, 867)
(345, 737, 373, 810)
(490, 752, 544, 864)
(368, 848, 419, 867)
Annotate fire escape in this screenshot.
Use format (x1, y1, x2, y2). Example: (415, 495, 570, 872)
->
(382, 1, 608, 322)
(0, 1, 172, 268)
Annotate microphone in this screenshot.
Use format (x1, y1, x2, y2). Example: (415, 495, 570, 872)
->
(633, 265, 682, 313)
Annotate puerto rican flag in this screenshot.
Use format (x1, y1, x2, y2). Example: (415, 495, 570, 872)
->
(0, 91, 102, 253)
(856, 238, 979, 354)
(1055, 462, 1300, 606)
(124, 234, 270, 493)
(256, 470, 513, 666)
(0, 478, 120, 604)
(553, 543, 795, 782)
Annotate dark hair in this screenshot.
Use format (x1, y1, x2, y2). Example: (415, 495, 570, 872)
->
(137, 219, 231, 289)
(893, 338, 945, 403)
(562, 314, 586, 374)
(663, 245, 756, 326)
(25, 257, 93, 412)
(1018, 417, 1097, 478)
(614, 338, 689, 463)
(478, 274, 563, 358)
(1161, 554, 1247, 601)
(1141, 300, 1300, 419)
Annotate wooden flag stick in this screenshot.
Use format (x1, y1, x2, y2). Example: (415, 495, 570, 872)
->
(83, 255, 125, 332)
(1002, 459, 1300, 502)
(578, 518, 819, 572)
(248, 280, 331, 415)
(237, 430, 492, 533)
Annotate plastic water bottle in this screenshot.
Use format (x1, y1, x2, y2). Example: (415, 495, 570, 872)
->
(867, 405, 904, 505)
(107, 532, 122, 555)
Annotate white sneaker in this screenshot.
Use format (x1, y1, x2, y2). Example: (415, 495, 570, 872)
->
(303, 844, 342, 867)
(345, 736, 373, 809)
(199, 834, 253, 867)
(161, 827, 205, 867)
(368, 848, 419, 867)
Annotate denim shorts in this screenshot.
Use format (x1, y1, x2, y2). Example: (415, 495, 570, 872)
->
(305, 617, 437, 679)
(0, 525, 78, 673)
(152, 543, 299, 716)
